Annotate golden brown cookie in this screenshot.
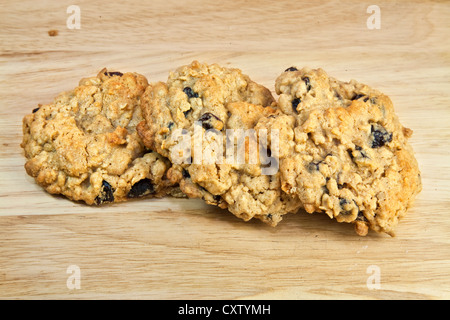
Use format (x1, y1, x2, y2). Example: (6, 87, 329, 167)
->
(21, 69, 177, 205)
(138, 61, 302, 225)
(256, 67, 422, 235)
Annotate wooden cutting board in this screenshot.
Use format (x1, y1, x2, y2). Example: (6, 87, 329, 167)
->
(1, 0, 449, 299)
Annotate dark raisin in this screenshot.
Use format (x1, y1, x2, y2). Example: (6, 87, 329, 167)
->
(339, 198, 353, 215)
(347, 149, 355, 161)
(95, 180, 114, 204)
(266, 213, 273, 220)
(307, 161, 320, 172)
(183, 108, 192, 117)
(356, 211, 368, 222)
(363, 96, 370, 102)
(104, 71, 123, 77)
(284, 67, 298, 72)
(197, 112, 222, 130)
(370, 124, 393, 148)
(32, 107, 40, 113)
(260, 147, 274, 168)
(167, 122, 174, 130)
(183, 87, 199, 99)
(127, 178, 155, 198)
(182, 169, 190, 178)
(340, 199, 359, 216)
(322, 184, 329, 195)
(302, 77, 311, 91)
(352, 93, 365, 101)
(292, 98, 301, 113)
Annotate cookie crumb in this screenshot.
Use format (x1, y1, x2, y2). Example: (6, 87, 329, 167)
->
(48, 30, 58, 37)
(354, 221, 369, 236)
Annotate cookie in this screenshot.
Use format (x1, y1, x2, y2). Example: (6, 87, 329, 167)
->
(256, 67, 422, 236)
(138, 61, 302, 225)
(21, 69, 177, 205)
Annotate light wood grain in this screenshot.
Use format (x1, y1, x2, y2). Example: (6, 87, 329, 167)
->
(1, 0, 449, 299)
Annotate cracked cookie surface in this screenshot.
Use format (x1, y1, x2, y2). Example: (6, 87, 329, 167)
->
(256, 67, 422, 235)
(22, 69, 177, 205)
(138, 61, 302, 225)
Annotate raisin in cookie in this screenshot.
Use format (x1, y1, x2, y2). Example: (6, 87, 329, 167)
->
(137, 61, 302, 225)
(21, 69, 177, 205)
(256, 67, 422, 235)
